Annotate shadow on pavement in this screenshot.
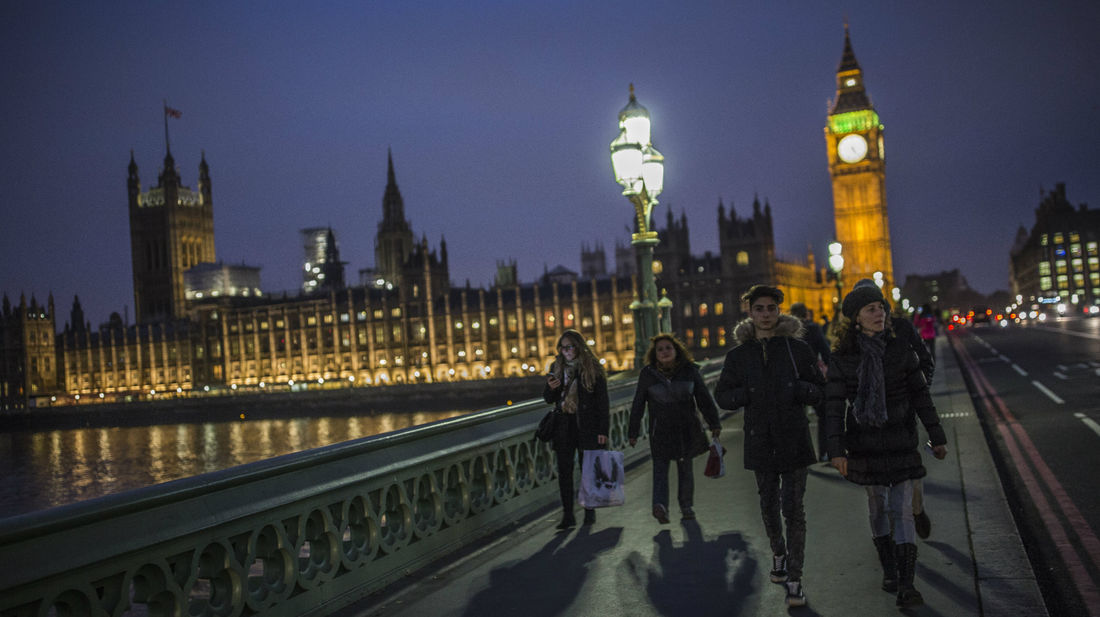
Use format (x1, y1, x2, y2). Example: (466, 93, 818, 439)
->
(615, 522, 768, 617)
(459, 525, 623, 617)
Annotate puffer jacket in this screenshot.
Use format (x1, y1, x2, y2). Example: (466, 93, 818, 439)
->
(825, 331, 947, 486)
(714, 315, 825, 472)
(543, 371, 610, 451)
(628, 362, 721, 461)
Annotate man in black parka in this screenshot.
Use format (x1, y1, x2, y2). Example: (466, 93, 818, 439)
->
(714, 285, 825, 608)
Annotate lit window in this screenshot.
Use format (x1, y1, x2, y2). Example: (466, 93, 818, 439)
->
(683, 305, 692, 317)
(1070, 232, 1081, 243)
(699, 303, 709, 317)
(1040, 234, 1048, 246)
(1038, 262, 1051, 275)
(544, 311, 556, 327)
(1040, 277, 1052, 290)
(391, 308, 402, 318)
(737, 251, 749, 267)
(1053, 233, 1064, 244)
(601, 315, 613, 326)
(1072, 244, 1083, 258)
(715, 302, 724, 316)
(1057, 275, 1069, 289)
(1087, 242, 1098, 256)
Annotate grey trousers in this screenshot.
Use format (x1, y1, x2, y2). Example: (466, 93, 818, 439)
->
(866, 480, 917, 544)
(754, 467, 809, 581)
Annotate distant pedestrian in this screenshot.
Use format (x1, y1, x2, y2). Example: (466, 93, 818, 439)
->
(543, 329, 609, 530)
(628, 334, 722, 524)
(715, 285, 825, 608)
(790, 302, 831, 462)
(916, 304, 937, 362)
(825, 284, 948, 607)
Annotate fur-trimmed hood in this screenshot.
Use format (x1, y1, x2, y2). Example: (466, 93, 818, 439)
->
(732, 313, 805, 345)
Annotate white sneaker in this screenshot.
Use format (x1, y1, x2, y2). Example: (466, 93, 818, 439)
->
(785, 580, 806, 607)
(769, 554, 788, 583)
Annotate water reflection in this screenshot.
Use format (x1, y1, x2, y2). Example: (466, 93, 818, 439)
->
(0, 411, 462, 519)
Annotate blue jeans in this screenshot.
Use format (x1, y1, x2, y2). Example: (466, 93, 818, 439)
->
(866, 480, 916, 544)
(754, 468, 808, 581)
(652, 456, 694, 511)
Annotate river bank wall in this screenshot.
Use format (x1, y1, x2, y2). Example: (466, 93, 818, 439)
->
(0, 375, 548, 432)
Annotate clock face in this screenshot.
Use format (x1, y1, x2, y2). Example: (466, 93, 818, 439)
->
(837, 134, 868, 164)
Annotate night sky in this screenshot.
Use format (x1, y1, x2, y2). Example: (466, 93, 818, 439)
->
(2, 2, 1098, 327)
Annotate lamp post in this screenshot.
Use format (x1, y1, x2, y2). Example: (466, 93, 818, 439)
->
(828, 241, 844, 323)
(610, 84, 666, 368)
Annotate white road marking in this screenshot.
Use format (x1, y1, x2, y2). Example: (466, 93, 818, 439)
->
(1032, 380, 1065, 404)
(1013, 364, 1028, 376)
(1053, 372, 1068, 380)
(1075, 413, 1100, 439)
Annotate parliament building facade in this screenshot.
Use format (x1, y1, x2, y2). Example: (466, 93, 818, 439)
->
(2, 32, 900, 410)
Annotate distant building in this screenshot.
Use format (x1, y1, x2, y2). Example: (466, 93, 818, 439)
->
(1009, 183, 1099, 312)
(899, 269, 985, 312)
(0, 294, 57, 409)
(127, 150, 215, 323)
(580, 242, 608, 279)
(185, 262, 263, 301)
(300, 227, 346, 293)
(825, 28, 895, 292)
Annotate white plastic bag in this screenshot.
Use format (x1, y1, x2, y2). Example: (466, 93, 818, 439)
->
(704, 437, 726, 478)
(577, 449, 625, 508)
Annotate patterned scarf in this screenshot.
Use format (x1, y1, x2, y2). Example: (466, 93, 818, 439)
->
(561, 361, 579, 414)
(853, 331, 888, 427)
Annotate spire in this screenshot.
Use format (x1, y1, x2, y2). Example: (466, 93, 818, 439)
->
(831, 26, 872, 114)
(199, 150, 212, 202)
(379, 149, 410, 232)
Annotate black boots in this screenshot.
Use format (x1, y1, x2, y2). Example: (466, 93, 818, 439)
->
(895, 542, 924, 606)
(583, 508, 596, 525)
(872, 535, 897, 592)
(555, 510, 576, 530)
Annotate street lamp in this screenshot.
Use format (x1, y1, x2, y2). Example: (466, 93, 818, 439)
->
(610, 84, 666, 368)
(828, 241, 844, 323)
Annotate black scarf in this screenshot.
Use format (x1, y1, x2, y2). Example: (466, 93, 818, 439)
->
(853, 331, 888, 427)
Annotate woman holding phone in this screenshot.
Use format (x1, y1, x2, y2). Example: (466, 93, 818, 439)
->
(542, 329, 609, 529)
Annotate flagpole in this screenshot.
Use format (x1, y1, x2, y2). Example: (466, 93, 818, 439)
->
(163, 99, 171, 154)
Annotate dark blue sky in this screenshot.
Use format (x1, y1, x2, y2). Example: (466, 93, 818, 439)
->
(2, 1, 1098, 325)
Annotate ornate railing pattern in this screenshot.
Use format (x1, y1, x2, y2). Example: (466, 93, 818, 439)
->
(0, 364, 720, 617)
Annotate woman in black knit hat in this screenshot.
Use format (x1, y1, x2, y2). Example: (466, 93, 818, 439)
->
(825, 284, 947, 607)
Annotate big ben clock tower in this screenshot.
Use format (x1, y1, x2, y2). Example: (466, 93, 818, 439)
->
(825, 27, 894, 293)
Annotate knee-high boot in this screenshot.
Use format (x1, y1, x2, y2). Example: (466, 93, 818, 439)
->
(895, 542, 924, 606)
(872, 535, 897, 592)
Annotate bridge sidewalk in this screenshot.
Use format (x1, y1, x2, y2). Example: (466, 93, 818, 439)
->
(338, 337, 1046, 616)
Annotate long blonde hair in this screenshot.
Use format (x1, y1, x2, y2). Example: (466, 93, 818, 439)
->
(553, 329, 605, 391)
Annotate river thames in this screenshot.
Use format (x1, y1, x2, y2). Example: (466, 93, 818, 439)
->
(0, 410, 463, 519)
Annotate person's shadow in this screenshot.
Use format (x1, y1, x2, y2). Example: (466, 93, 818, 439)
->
(460, 525, 623, 617)
(617, 521, 760, 616)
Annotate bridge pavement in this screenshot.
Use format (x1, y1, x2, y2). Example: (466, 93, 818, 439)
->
(335, 338, 1047, 617)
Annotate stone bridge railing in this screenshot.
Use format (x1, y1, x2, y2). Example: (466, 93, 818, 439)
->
(0, 363, 722, 617)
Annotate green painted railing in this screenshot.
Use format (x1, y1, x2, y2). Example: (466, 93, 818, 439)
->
(0, 363, 721, 617)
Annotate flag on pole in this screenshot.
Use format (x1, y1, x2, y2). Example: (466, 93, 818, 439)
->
(164, 106, 182, 119)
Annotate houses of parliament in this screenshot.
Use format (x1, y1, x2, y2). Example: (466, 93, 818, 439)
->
(0, 31, 894, 409)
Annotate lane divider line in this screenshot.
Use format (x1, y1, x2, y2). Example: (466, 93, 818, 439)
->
(1053, 372, 1068, 380)
(1032, 380, 1066, 405)
(953, 336, 1100, 606)
(1075, 413, 1100, 440)
(1012, 364, 1028, 376)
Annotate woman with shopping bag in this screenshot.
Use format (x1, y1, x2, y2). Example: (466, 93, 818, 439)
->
(543, 329, 609, 530)
(628, 334, 722, 524)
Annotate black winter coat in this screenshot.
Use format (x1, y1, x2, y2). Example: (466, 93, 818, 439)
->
(714, 315, 825, 472)
(825, 330, 947, 486)
(628, 363, 721, 461)
(543, 372, 610, 451)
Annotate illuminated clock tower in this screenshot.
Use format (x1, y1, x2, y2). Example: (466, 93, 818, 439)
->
(825, 28, 894, 293)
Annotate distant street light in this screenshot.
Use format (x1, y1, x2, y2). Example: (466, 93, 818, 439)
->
(828, 241, 844, 323)
(610, 84, 667, 368)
